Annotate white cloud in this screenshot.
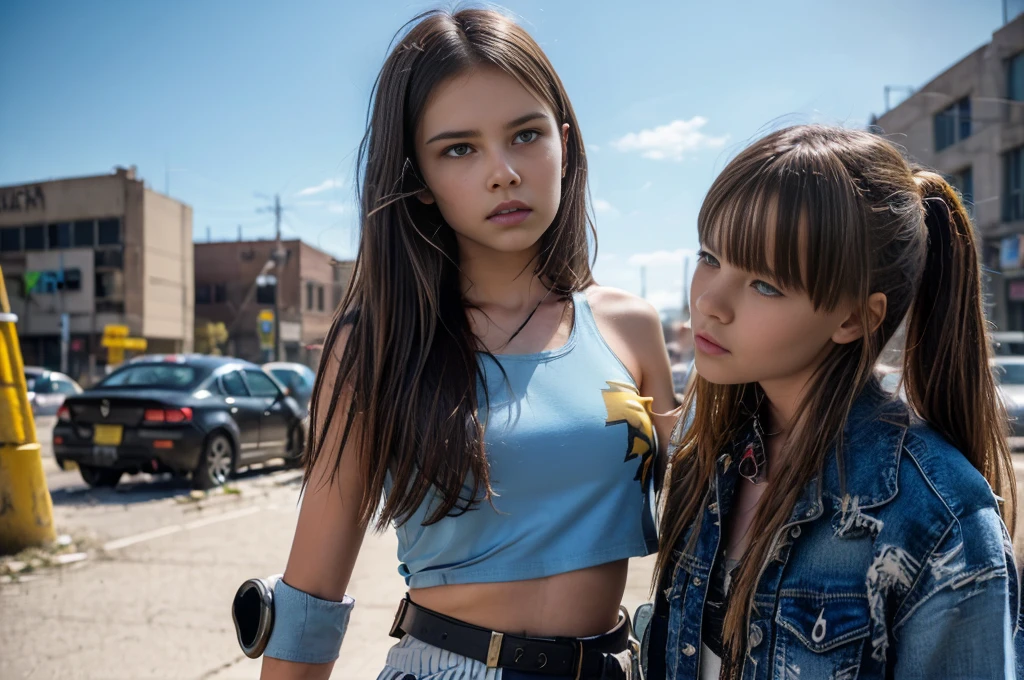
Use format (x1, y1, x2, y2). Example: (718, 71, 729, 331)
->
(640, 181, 653, 191)
(613, 117, 728, 161)
(327, 202, 352, 214)
(592, 248, 698, 313)
(627, 248, 695, 268)
(594, 198, 618, 215)
(646, 288, 687, 313)
(298, 179, 344, 196)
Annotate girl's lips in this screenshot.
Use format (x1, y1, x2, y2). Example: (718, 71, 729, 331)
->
(695, 332, 729, 356)
(487, 208, 532, 226)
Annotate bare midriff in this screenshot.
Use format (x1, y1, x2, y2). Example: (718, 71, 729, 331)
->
(408, 559, 629, 638)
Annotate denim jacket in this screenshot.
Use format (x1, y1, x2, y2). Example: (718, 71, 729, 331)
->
(653, 384, 1022, 679)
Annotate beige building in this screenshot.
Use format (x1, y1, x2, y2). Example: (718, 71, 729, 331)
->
(872, 14, 1024, 335)
(0, 167, 194, 380)
(193, 238, 353, 367)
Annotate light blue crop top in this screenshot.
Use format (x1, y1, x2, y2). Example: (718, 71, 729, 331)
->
(386, 291, 659, 588)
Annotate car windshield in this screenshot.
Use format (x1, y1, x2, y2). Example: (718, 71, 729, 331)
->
(98, 364, 201, 390)
(993, 362, 1024, 385)
(270, 367, 313, 389)
(24, 374, 38, 391)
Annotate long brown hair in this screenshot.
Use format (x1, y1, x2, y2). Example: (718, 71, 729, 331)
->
(656, 125, 1016, 675)
(304, 8, 595, 530)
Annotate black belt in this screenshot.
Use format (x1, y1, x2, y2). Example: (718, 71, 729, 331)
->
(389, 596, 634, 678)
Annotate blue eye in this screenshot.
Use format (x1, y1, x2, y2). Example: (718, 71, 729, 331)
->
(444, 144, 472, 158)
(752, 280, 783, 297)
(696, 249, 720, 267)
(514, 130, 539, 144)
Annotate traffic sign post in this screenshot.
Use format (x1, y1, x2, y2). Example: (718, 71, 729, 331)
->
(257, 310, 275, 353)
(102, 325, 147, 366)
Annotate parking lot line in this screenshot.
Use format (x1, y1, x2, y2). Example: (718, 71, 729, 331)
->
(103, 506, 263, 551)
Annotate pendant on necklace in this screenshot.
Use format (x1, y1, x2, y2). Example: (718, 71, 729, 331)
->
(738, 415, 769, 484)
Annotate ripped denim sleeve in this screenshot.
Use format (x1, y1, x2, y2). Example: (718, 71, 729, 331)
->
(889, 507, 1016, 679)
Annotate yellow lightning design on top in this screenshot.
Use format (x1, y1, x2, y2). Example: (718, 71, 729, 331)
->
(601, 380, 656, 487)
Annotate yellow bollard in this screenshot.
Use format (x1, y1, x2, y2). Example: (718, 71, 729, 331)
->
(0, 266, 55, 555)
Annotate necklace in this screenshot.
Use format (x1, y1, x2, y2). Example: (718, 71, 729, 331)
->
(737, 391, 786, 485)
(476, 286, 557, 351)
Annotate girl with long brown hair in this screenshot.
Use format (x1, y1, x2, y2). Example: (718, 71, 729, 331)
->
(235, 8, 677, 680)
(646, 125, 1021, 679)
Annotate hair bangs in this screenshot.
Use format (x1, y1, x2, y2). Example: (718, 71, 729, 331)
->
(698, 144, 864, 311)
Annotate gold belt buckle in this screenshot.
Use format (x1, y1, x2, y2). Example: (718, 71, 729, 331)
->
(486, 631, 504, 668)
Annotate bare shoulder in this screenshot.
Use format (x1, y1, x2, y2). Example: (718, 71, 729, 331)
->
(583, 285, 662, 331)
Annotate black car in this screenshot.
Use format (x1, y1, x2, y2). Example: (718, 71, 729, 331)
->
(53, 355, 305, 490)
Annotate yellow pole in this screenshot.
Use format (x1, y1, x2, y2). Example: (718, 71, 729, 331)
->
(0, 265, 55, 554)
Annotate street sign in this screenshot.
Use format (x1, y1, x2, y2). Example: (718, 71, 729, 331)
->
(102, 324, 146, 366)
(257, 310, 275, 351)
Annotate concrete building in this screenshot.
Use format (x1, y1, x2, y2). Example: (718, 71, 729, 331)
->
(872, 14, 1024, 334)
(193, 238, 353, 367)
(0, 167, 194, 380)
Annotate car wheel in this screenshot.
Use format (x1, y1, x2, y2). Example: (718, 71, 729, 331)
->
(193, 432, 234, 490)
(79, 465, 122, 488)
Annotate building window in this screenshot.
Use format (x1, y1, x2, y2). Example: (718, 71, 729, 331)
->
(948, 166, 974, 210)
(60, 268, 82, 292)
(934, 97, 971, 152)
(48, 222, 71, 249)
(1005, 147, 1024, 221)
(214, 283, 227, 303)
(97, 218, 121, 245)
(317, 285, 325, 312)
(94, 248, 124, 268)
(1010, 53, 1024, 101)
(73, 220, 95, 247)
(195, 284, 212, 305)
(306, 282, 315, 310)
(256, 279, 275, 305)
(0, 227, 20, 253)
(95, 271, 123, 299)
(95, 300, 125, 314)
(24, 224, 44, 251)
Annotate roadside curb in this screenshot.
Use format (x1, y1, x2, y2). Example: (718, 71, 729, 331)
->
(0, 533, 94, 584)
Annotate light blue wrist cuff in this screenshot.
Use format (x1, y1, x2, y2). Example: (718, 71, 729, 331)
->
(263, 579, 355, 664)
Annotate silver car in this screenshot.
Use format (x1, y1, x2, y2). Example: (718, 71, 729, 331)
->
(992, 356, 1024, 451)
(24, 367, 83, 416)
(262, 362, 315, 417)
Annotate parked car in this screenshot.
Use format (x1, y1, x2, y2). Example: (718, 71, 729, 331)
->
(262, 362, 316, 415)
(24, 367, 83, 415)
(992, 355, 1024, 451)
(53, 355, 305, 490)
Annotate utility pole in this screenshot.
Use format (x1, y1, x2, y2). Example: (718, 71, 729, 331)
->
(271, 194, 284, 362)
(58, 251, 68, 374)
(258, 194, 287, 362)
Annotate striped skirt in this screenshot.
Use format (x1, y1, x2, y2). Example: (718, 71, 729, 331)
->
(375, 635, 574, 680)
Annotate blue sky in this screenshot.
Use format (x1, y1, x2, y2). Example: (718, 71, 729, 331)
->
(0, 0, 1011, 311)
